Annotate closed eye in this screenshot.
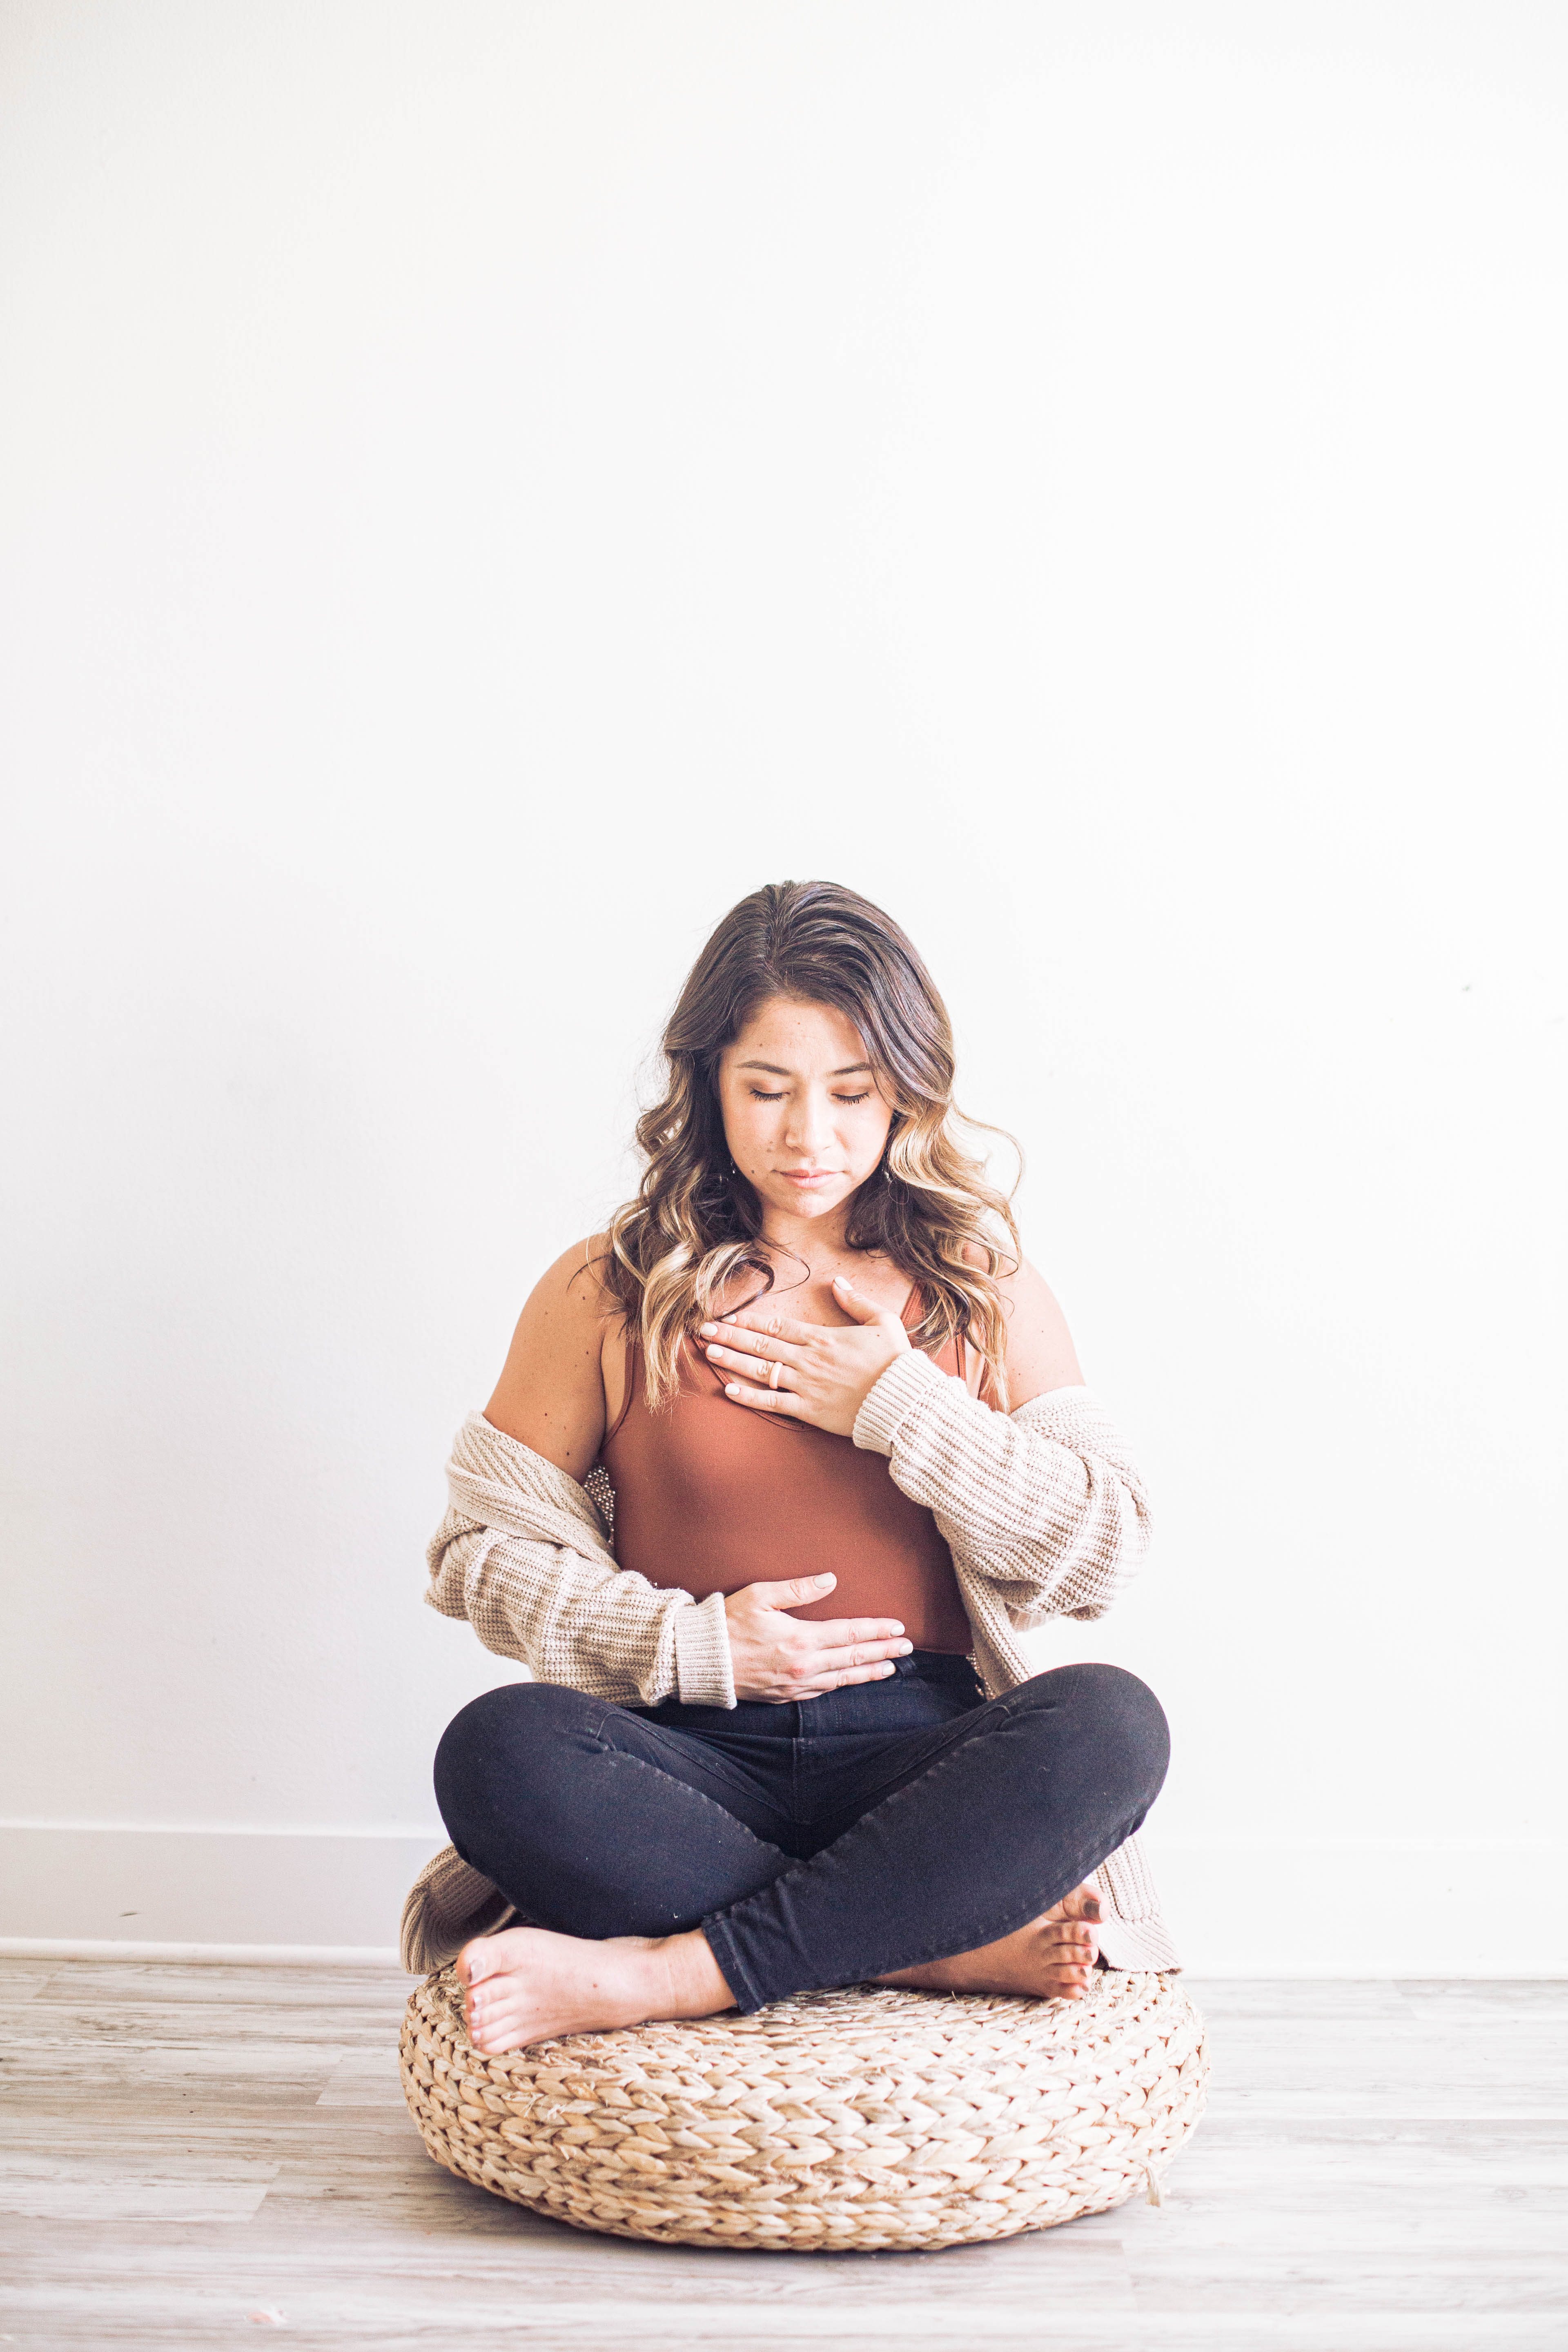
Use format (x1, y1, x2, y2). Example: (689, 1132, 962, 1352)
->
(748, 1088, 873, 1105)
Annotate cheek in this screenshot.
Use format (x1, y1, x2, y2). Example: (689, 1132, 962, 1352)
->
(846, 1108, 895, 1169)
(721, 1091, 771, 1160)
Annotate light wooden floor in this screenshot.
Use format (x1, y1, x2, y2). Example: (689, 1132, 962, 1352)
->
(1, 1960, 1564, 2350)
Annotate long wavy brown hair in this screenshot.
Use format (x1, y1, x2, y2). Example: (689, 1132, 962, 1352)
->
(597, 881, 1022, 1408)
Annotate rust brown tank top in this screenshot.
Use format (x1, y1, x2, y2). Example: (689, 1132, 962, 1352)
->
(599, 1287, 974, 1653)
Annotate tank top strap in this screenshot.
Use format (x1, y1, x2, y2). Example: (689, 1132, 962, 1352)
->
(607, 1316, 730, 1454)
(903, 1279, 987, 1396)
(604, 1323, 641, 1450)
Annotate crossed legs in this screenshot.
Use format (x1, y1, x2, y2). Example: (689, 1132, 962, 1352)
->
(434, 1663, 1168, 2056)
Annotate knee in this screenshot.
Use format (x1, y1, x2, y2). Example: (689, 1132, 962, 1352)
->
(1016, 1662, 1170, 1807)
(433, 1680, 597, 1826)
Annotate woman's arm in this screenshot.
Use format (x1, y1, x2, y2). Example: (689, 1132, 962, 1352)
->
(852, 1363, 1151, 1623)
(425, 1406, 739, 1709)
(428, 1239, 735, 1706)
(986, 1257, 1085, 1407)
(482, 1237, 613, 1476)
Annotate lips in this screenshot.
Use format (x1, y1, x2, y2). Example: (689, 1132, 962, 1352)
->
(780, 1169, 836, 1185)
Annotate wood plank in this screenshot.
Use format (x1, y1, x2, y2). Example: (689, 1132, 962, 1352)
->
(0, 1968, 49, 2003)
(0, 2264, 1143, 2336)
(1205, 2088, 1568, 2120)
(25, 1961, 414, 2010)
(314, 2050, 409, 2106)
(1396, 1982, 1568, 2022)
(2, 2274, 1564, 2349)
(0, 2149, 279, 2222)
(1198, 2015, 1568, 2066)
(1119, 2201, 1568, 2253)
(1126, 2246, 1568, 2313)
(0, 2041, 342, 2108)
(0, 1999, 403, 2051)
(1183, 1980, 1420, 2020)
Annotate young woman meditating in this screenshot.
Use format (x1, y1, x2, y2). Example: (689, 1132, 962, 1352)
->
(409, 880, 1174, 2057)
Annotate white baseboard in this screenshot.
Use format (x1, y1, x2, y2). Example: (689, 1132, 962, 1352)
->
(2, 1823, 1564, 1974)
(0, 1823, 443, 1951)
(0, 1936, 402, 1964)
(1144, 1835, 1568, 1975)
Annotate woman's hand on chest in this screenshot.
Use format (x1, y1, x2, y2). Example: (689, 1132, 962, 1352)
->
(699, 1274, 911, 1437)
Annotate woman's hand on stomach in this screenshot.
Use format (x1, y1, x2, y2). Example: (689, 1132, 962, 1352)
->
(700, 1275, 909, 1436)
(724, 1572, 913, 1702)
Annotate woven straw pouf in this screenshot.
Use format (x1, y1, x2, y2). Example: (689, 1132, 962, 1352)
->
(400, 1964, 1208, 2252)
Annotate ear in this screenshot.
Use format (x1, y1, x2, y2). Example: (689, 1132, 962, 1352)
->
(831, 1274, 884, 1325)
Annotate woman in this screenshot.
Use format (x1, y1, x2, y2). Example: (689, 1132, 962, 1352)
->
(410, 880, 1175, 2057)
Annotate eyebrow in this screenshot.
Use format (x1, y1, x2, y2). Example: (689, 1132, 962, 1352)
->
(737, 1059, 875, 1078)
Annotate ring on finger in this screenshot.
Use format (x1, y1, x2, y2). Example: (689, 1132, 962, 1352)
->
(768, 1356, 783, 1390)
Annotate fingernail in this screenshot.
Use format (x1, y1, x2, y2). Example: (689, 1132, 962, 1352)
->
(814, 1575, 833, 1587)
(725, 1383, 739, 1396)
(897, 1642, 913, 1654)
(699, 1322, 716, 1335)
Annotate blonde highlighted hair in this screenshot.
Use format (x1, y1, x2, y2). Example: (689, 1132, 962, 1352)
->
(598, 880, 1022, 1408)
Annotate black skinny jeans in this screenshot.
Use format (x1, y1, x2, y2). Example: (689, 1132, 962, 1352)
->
(434, 1654, 1168, 2013)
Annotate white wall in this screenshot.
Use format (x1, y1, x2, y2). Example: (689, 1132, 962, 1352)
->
(2, 0, 1563, 1970)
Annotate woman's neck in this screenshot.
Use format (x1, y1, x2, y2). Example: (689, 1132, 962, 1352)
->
(751, 1211, 899, 1303)
(755, 1204, 854, 1269)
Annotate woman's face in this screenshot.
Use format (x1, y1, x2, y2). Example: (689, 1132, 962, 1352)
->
(716, 996, 896, 1229)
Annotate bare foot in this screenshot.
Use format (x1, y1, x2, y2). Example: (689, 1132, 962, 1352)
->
(876, 1883, 1103, 2002)
(456, 1925, 735, 2056)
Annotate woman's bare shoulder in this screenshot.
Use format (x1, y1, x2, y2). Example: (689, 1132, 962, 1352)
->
(506, 1233, 621, 1348)
(963, 1240, 1085, 1407)
(481, 1234, 620, 1474)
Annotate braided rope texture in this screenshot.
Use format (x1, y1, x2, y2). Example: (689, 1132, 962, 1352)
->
(400, 1964, 1209, 2252)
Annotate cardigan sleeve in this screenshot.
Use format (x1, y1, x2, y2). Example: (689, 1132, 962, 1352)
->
(425, 1517, 736, 1707)
(852, 1353, 1152, 1624)
(425, 1416, 736, 1709)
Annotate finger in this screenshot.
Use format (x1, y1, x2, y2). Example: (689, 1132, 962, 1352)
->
(701, 1312, 814, 1348)
(802, 1615, 908, 1644)
(793, 1663, 904, 1694)
(797, 1638, 913, 1672)
(829, 1274, 889, 1327)
(795, 1627, 912, 1660)
(744, 1573, 838, 1609)
(722, 1380, 803, 1414)
(704, 1331, 807, 1376)
(704, 1342, 793, 1383)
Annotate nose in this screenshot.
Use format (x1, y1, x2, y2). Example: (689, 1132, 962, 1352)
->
(783, 1087, 835, 1158)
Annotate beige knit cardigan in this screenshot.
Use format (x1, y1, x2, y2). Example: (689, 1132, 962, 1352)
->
(403, 1349, 1177, 1976)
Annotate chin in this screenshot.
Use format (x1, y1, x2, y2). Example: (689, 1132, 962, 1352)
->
(767, 1183, 852, 1217)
